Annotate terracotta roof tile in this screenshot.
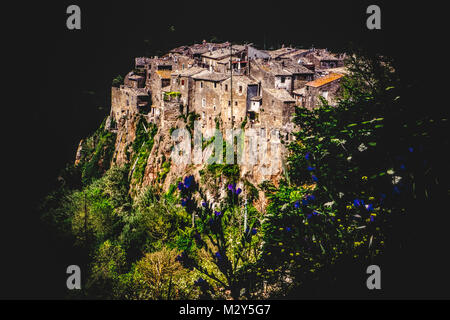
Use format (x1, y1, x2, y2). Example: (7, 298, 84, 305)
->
(306, 73, 343, 88)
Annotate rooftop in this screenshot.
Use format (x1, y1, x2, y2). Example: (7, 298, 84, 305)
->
(257, 61, 292, 76)
(306, 73, 343, 88)
(281, 60, 314, 74)
(265, 88, 295, 102)
(191, 70, 230, 82)
(293, 87, 306, 95)
(135, 57, 151, 66)
(202, 48, 239, 60)
(172, 66, 206, 77)
(308, 50, 341, 61)
(128, 74, 144, 80)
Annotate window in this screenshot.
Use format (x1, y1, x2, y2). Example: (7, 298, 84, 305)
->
(235, 101, 238, 106)
(181, 79, 185, 86)
(214, 82, 217, 88)
(239, 85, 242, 93)
(200, 82, 203, 88)
(182, 64, 185, 70)
(228, 100, 231, 106)
(281, 76, 285, 83)
(225, 84, 228, 91)
(202, 98, 206, 107)
(322, 91, 328, 99)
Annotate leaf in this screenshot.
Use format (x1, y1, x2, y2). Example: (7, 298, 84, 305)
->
(368, 142, 377, 147)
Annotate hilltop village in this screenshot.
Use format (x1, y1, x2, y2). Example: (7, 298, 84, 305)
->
(99, 41, 347, 195)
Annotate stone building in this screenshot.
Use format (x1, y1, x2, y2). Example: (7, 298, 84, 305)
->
(201, 45, 248, 74)
(304, 73, 343, 109)
(124, 72, 145, 89)
(219, 75, 258, 128)
(250, 60, 293, 93)
(305, 49, 345, 69)
(191, 70, 230, 131)
(260, 88, 296, 128)
(281, 60, 314, 90)
(170, 66, 205, 110)
(111, 86, 151, 123)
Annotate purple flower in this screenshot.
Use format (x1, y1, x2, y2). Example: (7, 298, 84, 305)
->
(307, 214, 312, 219)
(305, 152, 311, 160)
(312, 175, 318, 182)
(307, 166, 315, 171)
(294, 201, 300, 209)
(214, 210, 222, 217)
(202, 202, 207, 207)
(183, 175, 194, 189)
(370, 216, 375, 222)
(286, 227, 291, 232)
(312, 210, 318, 216)
(306, 195, 315, 202)
(302, 199, 308, 206)
(251, 228, 257, 235)
(181, 198, 187, 207)
(176, 251, 185, 262)
(227, 183, 236, 191)
(215, 252, 222, 260)
(400, 164, 406, 170)
(365, 204, 374, 211)
(177, 182, 184, 191)
(353, 199, 361, 207)
(236, 188, 242, 195)
(194, 277, 205, 286)
(408, 147, 414, 153)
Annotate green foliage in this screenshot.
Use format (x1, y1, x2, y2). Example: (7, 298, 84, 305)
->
(77, 119, 117, 185)
(112, 75, 124, 87)
(131, 116, 158, 184)
(175, 176, 263, 299)
(260, 53, 437, 296)
(86, 240, 128, 299)
(163, 91, 181, 101)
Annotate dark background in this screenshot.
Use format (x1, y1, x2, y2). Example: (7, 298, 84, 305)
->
(2, 1, 448, 299)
